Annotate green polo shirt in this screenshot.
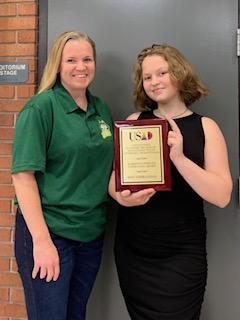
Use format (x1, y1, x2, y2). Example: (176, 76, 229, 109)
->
(12, 81, 114, 242)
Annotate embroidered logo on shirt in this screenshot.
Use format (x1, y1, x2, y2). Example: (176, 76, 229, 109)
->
(98, 120, 112, 139)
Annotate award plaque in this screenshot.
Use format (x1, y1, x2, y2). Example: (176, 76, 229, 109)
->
(114, 119, 171, 191)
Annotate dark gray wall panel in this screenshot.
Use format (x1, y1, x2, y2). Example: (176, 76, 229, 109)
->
(44, 1, 239, 319)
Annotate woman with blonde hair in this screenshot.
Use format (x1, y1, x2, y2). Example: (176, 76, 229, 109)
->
(12, 31, 114, 320)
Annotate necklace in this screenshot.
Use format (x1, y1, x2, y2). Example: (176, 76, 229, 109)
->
(154, 107, 188, 119)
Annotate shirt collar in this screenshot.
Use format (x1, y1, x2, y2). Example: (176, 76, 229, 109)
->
(53, 80, 100, 116)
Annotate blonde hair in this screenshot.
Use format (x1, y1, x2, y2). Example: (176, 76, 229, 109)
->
(132, 44, 209, 111)
(38, 31, 96, 93)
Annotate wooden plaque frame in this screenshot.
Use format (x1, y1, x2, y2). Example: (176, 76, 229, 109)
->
(114, 119, 171, 191)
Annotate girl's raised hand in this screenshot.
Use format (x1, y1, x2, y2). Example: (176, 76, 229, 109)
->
(165, 114, 184, 162)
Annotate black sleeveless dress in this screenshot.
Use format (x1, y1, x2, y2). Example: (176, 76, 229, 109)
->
(114, 111, 207, 320)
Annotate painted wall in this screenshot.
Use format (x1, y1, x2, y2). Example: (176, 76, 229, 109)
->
(47, 1, 240, 319)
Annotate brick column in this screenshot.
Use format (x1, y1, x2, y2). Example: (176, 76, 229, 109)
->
(0, 1, 38, 318)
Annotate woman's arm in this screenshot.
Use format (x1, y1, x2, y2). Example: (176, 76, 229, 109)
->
(12, 171, 60, 281)
(166, 115, 232, 208)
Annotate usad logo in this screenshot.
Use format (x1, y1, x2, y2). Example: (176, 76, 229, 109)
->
(129, 131, 153, 141)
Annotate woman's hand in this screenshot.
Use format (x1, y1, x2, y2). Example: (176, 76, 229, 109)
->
(32, 237, 60, 282)
(115, 188, 156, 207)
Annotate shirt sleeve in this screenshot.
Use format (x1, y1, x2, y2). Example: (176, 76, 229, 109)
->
(12, 105, 51, 174)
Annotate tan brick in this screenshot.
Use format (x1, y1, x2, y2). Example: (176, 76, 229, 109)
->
(0, 243, 14, 257)
(13, 204, 17, 214)
(0, 200, 11, 213)
(10, 227, 15, 241)
(0, 128, 14, 140)
(18, 30, 37, 43)
(0, 272, 22, 287)
(1, 0, 34, 2)
(0, 158, 12, 169)
(11, 258, 18, 273)
(0, 17, 37, 31)
(0, 100, 27, 112)
(0, 31, 15, 43)
(0, 301, 27, 318)
(10, 288, 25, 303)
(0, 157, 12, 169)
(17, 85, 35, 98)
(0, 185, 15, 198)
(0, 287, 9, 301)
(0, 143, 13, 155)
(0, 0, 34, 2)
(18, 3, 38, 16)
(0, 213, 15, 227)
(0, 128, 14, 138)
(0, 258, 10, 271)
(0, 43, 37, 56)
(0, 228, 11, 242)
(0, 170, 12, 183)
(0, 114, 14, 125)
(0, 4, 16, 16)
(0, 86, 15, 98)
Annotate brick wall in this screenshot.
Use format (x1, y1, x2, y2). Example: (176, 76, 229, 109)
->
(0, 0, 38, 319)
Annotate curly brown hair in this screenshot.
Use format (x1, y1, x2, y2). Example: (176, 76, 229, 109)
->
(132, 44, 209, 111)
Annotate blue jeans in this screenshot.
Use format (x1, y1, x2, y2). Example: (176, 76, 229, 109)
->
(14, 210, 104, 320)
